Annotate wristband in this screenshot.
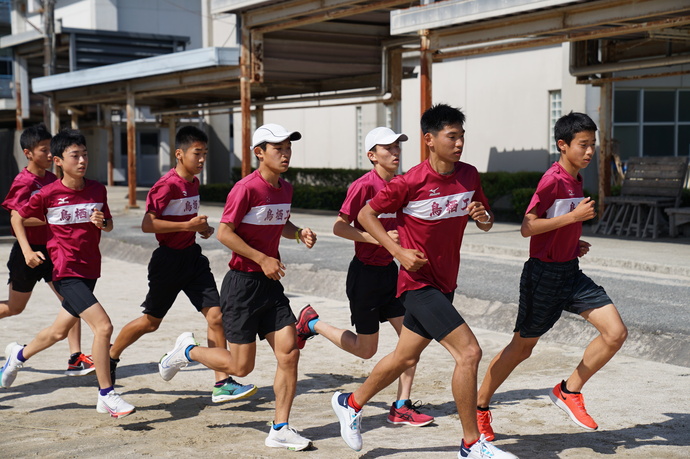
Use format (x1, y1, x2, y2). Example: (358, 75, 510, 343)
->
(101, 218, 109, 229)
(476, 210, 491, 225)
(295, 228, 302, 243)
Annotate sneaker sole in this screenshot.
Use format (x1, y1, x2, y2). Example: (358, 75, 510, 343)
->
(264, 439, 311, 451)
(212, 385, 258, 403)
(549, 390, 598, 430)
(97, 404, 136, 419)
(65, 368, 97, 377)
(386, 417, 434, 427)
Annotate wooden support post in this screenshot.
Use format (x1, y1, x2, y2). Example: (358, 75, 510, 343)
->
(126, 88, 139, 208)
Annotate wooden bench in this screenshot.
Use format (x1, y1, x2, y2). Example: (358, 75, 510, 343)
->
(665, 207, 690, 237)
(594, 156, 689, 238)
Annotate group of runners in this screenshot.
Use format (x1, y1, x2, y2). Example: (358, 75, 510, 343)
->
(0, 104, 626, 458)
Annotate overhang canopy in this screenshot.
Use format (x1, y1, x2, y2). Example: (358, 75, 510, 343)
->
(391, 0, 690, 83)
(31, 47, 240, 109)
(210, 0, 419, 102)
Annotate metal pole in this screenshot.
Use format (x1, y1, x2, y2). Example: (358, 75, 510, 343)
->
(598, 80, 613, 217)
(168, 117, 177, 169)
(15, 80, 22, 132)
(126, 87, 138, 208)
(105, 107, 114, 186)
(240, 21, 252, 178)
(42, 0, 56, 129)
(420, 30, 432, 161)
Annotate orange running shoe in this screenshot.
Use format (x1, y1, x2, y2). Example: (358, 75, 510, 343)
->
(476, 408, 495, 441)
(549, 381, 598, 430)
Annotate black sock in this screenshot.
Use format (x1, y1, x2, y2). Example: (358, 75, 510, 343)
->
(477, 406, 490, 411)
(561, 380, 580, 394)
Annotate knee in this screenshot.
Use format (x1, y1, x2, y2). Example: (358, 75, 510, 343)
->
(143, 321, 160, 333)
(397, 354, 420, 371)
(277, 347, 300, 370)
(234, 361, 255, 378)
(459, 343, 482, 367)
(604, 324, 628, 349)
(94, 321, 114, 338)
(355, 344, 378, 360)
(514, 343, 534, 362)
(6, 304, 26, 316)
(205, 308, 223, 329)
(51, 328, 70, 342)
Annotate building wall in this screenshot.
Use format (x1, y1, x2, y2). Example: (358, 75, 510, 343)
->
(231, 103, 380, 170)
(54, 0, 118, 31)
(224, 43, 602, 180)
(117, 0, 203, 49)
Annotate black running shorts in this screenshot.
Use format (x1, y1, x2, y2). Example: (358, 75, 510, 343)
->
(220, 270, 296, 344)
(7, 241, 53, 292)
(515, 258, 613, 338)
(140, 244, 220, 319)
(346, 257, 405, 335)
(54, 277, 98, 317)
(401, 286, 464, 341)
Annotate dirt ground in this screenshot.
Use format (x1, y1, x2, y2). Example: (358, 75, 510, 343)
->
(1, 250, 689, 458)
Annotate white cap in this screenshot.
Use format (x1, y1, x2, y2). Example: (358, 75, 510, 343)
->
(364, 127, 408, 152)
(251, 123, 302, 149)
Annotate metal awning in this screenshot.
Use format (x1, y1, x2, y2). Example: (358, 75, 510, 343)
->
(31, 47, 240, 107)
(390, 0, 690, 83)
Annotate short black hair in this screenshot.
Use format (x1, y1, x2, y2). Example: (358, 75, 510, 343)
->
(176, 126, 208, 150)
(555, 111, 597, 150)
(51, 129, 86, 158)
(421, 104, 466, 135)
(20, 123, 52, 151)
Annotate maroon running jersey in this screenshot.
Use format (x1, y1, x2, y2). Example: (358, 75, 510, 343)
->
(526, 162, 584, 262)
(2, 168, 57, 244)
(339, 169, 397, 266)
(370, 160, 490, 296)
(146, 168, 201, 250)
(18, 179, 111, 280)
(221, 170, 293, 273)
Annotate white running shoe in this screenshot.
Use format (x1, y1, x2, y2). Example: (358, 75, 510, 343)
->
(159, 332, 198, 381)
(264, 423, 312, 451)
(96, 389, 136, 418)
(331, 391, 363, 451)
(1, 342, 25, 388)
(459, 434, 519, 459)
